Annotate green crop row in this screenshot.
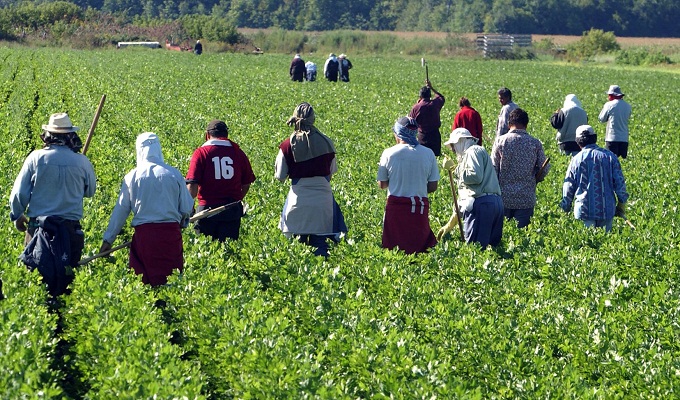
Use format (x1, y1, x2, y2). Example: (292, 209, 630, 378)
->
(1, 46, 679, 398)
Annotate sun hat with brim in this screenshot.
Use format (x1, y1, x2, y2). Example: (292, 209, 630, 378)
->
(576, 124, 596, 140)
(444, 128, 475, 145)
(42, 113, 80, 133)
(606, 85, 624, 96)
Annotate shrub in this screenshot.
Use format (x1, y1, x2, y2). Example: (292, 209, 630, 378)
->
(616, 48, 673, 66)
(566, 29, 620, 60)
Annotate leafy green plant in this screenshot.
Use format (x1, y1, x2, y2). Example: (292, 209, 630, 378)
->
(1, 47, 679, 398)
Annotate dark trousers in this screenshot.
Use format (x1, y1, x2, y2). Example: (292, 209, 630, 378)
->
(504, 207, 534, 229)
(606, 141, 628, 158)
(463, 195, 504, 248)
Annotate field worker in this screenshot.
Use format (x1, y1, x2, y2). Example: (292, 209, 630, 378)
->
(10, 112, 96, 296)
(598, 85, 632, 158)
(338, 54, 353, 82)
(186, 120, 256, 242)
(443, 128, 503, 248)
(305, 60, 317, 81)
(408, 79, 445, 156)
(452, 96, 483, 146)
(324, 53, 339, 82)
(290, 54, 305, 82)
(194, 40, 202, 55)
(491, 108, 550, 228)
(560, 125, 629, 232)
(377, 116, 439, 254)
(275, 103, 347, 257)
(551, 94, 588, 156)
(495, 87, 519, 137)
(100, 133, 193, 286)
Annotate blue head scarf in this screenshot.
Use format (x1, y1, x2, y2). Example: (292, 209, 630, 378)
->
(392, 116, 419, 147)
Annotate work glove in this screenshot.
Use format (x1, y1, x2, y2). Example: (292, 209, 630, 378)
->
(436, 212, 460, 241)
(13, 215, 28, 232)
(441, 156, 455, 172)
(615, 202, 626, 218)
(99, 241, 112, 254)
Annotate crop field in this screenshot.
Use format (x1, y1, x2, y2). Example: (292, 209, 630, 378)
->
(1, 46, 680, 398)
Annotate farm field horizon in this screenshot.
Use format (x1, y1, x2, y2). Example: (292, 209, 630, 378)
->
(1, 46, 680, 398)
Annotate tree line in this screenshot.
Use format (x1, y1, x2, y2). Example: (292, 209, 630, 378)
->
(1, 0, 679, 38)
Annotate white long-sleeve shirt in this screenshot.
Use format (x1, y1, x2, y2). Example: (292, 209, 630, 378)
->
(103, 133, 193, 244)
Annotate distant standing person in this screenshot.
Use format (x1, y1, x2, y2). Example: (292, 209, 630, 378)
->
(408, 79, 445, 156)
(598, 85, 632, 158)
(560, 125, 629, 231)
(275, 103, 347, 257)
(496, 87, 518, 137)
(100, 133, 194, 286)
(324, 53, 339, 82)
(186, 120, 256, 242)
(305, 61, 317, 81)
(290, 54, 305, 82)
(194, 40, 202, 55)
(338, 54, 353, 82)
(452, 97, 483, 146)
(10, 113, 96, 296)
(377, 116, 439, 254)
(443, 128, 503, 248)
(551, 94, 588, 156)
(491, 108, 550, 228)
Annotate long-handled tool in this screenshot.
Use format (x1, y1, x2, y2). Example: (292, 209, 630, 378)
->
(536, 156, 550, 179)
(78, 200, 242, 265)
(447, 168, 465, 241)
(421, 58, 429, 82)
(81, 94, 106, 156)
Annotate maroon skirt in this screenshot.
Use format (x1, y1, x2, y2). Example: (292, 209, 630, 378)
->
(382, 196, 437, 254)
(130, 222, 183, 286)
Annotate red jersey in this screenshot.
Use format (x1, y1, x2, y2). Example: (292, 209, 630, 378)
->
(186, 139, 256, 207)
(452, 105, 483, 145)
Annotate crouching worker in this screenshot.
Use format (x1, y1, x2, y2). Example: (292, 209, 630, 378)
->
(10, 113, 96, 297)
(100, 133, 194, 286)
(442, 128, 503, 248)
(377, 116, 439, 254)
(186, 120, 256, 242)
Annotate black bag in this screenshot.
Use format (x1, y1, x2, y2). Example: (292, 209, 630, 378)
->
(550, 110, 565, 130)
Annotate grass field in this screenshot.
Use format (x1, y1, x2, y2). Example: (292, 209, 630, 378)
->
(1, 46, 680, 398)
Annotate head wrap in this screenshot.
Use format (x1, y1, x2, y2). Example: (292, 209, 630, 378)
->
(136, 132, 164, 167)
(286, 103, 335, 162)
(392, 116, 420, 147)
(563, 94, 582, 110)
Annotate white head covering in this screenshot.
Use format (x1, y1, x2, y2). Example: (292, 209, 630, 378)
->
(444, 128, 477, 160)
(136, 132, 164, 167)
(563, 94, 582, 110)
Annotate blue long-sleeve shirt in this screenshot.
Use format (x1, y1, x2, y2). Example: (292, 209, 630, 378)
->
(561, 144, 628, 221)
(10, 145, 96, 222)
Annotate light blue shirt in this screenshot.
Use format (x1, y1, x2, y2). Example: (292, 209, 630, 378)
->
(10, 145, 96, 221)
(598, 98, 632, 142)
(496, 101, 518, 136)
